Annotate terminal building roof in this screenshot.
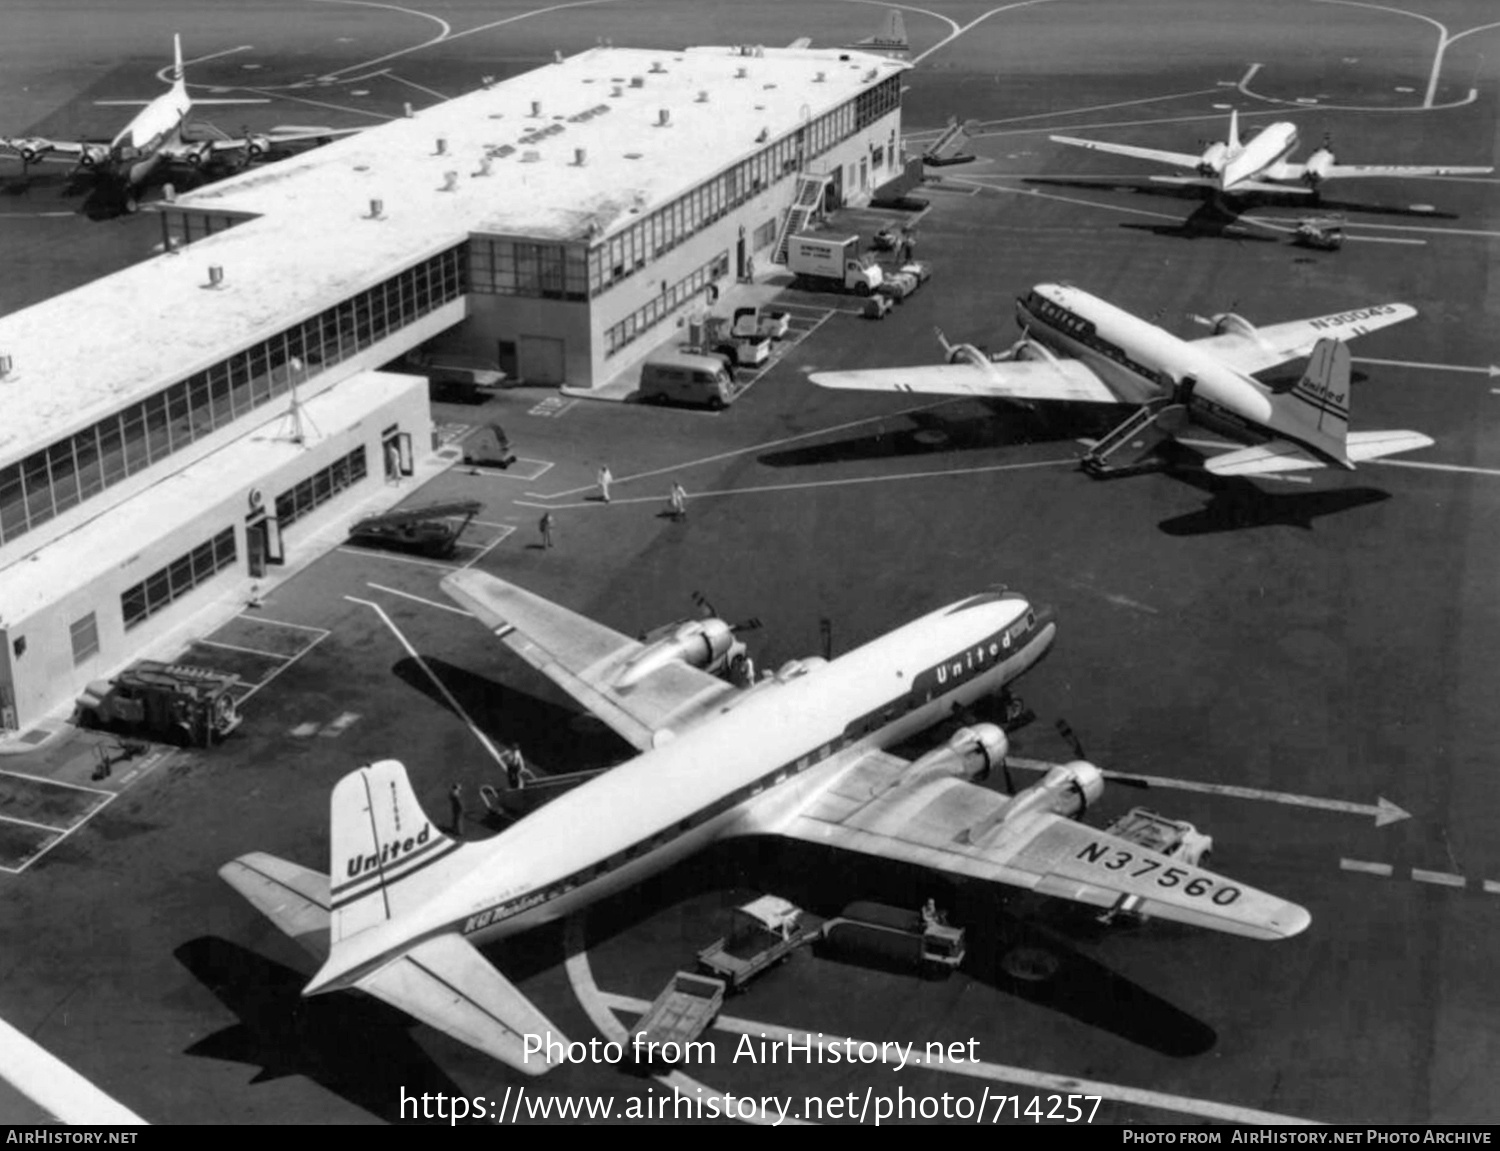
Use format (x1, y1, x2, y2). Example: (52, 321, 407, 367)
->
(0, 45, 907, 468)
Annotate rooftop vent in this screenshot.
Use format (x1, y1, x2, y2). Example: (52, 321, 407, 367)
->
(755, 127, 768, 143)
(657, 108, 670, 127)
(735, 66, 748, 78)
(629, 76, 644, 88)
(649, 60, 665, 73)
(403, 102, 415, 118)
(695, 90, 708, 102)
(531, 100, 543, 117)
(163, 183, 176, 203)
(0, 355, 12, 379)
(815, 71, 826, 82)
(521, 150, 540, 163)
(207, 265, 225, 289)
(611, 86, 623, 97)
(864, 68, 878, 82)
(367, 198, 384, 219)
(435, 137, 447, 155)
(554, 50, 564, 64)
(441, 170, 459, 191)
(574, 147, 587, 166)
(481, 75, 495, 88)
(475, 157, 493, 177)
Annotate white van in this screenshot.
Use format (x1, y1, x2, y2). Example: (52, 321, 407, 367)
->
(639, 351, 738, 409)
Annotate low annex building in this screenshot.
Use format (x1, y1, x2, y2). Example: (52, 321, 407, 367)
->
(0, 44, 908, 732)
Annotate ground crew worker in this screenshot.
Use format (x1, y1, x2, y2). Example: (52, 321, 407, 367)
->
(899, 232, 915, 263)
(669, 482, 687, 521)
(449, 782, 465, 835)
(539, 511, 555, 548)
(598, 465, 613, 503)
(502, 744, 526, 790)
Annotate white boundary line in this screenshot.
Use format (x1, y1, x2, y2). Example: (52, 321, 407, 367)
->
(0, 1016, 147, 1124)
(365, 582, 473, 616)
(237, 614, 329, 634)
(335, 546, 460, 571)
(232, 629, 331, 705)
(0, 767, 112, 796)
(192, 637, 293, 660)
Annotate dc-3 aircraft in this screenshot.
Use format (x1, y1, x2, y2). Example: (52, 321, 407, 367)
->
(1, 35, 357, 213)
(1050, 109, 1493, 197)
(810, 282, 1435, 476)
(222, 572, 1310, 1077)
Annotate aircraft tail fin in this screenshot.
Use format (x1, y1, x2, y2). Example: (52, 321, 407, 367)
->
(326, 760, 467, 946)
(1228, 108, 1241, 151)
(172, 34, 185, 88)
(1279, 337, 1352, 467)
(847, 9, 909, 55)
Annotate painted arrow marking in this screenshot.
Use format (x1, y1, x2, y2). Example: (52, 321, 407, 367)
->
(1008, 757, 1412, 826)
(1353, 357, 1500, 378)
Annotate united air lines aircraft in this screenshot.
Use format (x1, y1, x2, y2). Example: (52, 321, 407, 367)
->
(1, 35, 356, 212)
(1050, 109, 1493, 197)
(223, 573, 1309, 1077)
(811, 282, 1434, 476)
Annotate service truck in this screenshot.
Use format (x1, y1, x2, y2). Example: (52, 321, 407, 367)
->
(817, 900, 966, 977)
(1095, 807, 1214, 926)
(787, 234, 884, 295)
(697, 895, 813, 990)
(633, 972, 726, 1066)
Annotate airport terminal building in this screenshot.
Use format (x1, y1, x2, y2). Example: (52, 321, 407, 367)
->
(0, 44, 909, 733)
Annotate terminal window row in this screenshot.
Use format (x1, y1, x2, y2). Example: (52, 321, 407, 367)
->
(0, 246, 464, 549)
(603, 250, 729, 357)
(120, 526, 237, 632)
(275, 445, 368, 529)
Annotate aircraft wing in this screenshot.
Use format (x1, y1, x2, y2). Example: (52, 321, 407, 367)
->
(441, 570, 737, 753)
(810, 358, 1118, 403)
(1050, 134, 1205, 170)
(786, 36, 813, 48)
(1307, 163, 1493, 181)
(220, 852, 332, 960)
(1191, 303, 1416, 375)
(355, 933, 564, 1077)
(758, 751, 1309, 941)
(1150, 174, 1314, 195)
(0, 137, 93, 164)
(209, 125, 364, 152)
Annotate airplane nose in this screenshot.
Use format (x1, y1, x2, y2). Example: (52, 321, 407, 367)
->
(1029, 601, 1058, 630)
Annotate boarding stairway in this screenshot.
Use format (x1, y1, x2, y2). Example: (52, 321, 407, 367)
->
(1081, 398, 1190, 477)
(772, 172, 834, 264)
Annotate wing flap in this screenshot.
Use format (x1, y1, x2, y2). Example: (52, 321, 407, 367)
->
(810, 358, 1116, 403)
(1049, 135, 1204, 169)
(1192, 303, 1416, 374)
(1204, 441, 1324, 476)
(357, 934, 565, 1076)
(441, 570, 735, 751)
(219, 852, 332, 960)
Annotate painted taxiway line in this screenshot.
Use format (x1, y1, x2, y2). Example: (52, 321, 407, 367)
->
(515, 458, 1076, 511)
(0, 1016, 147, 1124)
(1342, 859, 1500, 893)
(365, 581, 473, 616)
(346, 596, 507, 769)
(1352, 356, 1500, 378)
(1009, 758, 1410, 825)
(596, 991, 1320, 1126)
(1340, 858, 1395, 877)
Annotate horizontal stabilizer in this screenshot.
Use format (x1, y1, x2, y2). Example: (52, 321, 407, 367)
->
(1347, 429, 1435, 462)
(356, 934, 567, 1076)
(220, 852, 332, 960)
(1204, 441, 1325, 476)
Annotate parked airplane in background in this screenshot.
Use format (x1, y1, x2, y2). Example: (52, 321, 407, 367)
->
(812, 282, 1434, 476)
(1, 35, 358, 212)
(223, 572, 1310, 1076)
(844, 10, 910, 57)
(1050, 109, 1493, 197)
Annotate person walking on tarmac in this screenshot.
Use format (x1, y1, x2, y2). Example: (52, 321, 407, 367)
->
(539, 511, 555, 548)
(669, 481, 687, 522)
(501, 744, 527, 790)
(448, 782, 466, 835)
(597, 465, 613, 503)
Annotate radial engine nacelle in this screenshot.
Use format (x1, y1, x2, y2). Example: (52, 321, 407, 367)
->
(1196, 140, 1228, 177)
(183, 141, 213, 167)
(616, 617, 738, 688)
(244, 134, 270, 159)
(935, 326, 989, 369)
(906, 723, 1009, 783)
(1301, 146, 1335, 186)
(1208, 311, 1258, 340)
(8, 136, 54, 164)
(1033, 760, 1105, 817)
(77, 143, 110, 169)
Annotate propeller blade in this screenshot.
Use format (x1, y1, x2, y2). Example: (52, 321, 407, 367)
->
(1112, 775, 1152, 790)
(1055, 718, 1086, 761)
(1001, 757, 1015, 796)
(730, 617, 763, 634)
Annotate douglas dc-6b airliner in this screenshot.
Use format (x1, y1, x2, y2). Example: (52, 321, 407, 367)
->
(1050, 109, 1493, 197)
(223, 573, 1309, 1077)
(811, 282, 1434, 476)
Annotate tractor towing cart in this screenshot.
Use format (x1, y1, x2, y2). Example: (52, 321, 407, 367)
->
(697, 895, 813, 990)
(1096, 807, 1214, 926)
(817, 900, 966, 977)
(75, 661, 241, 748)
(347, 499, 482, 558)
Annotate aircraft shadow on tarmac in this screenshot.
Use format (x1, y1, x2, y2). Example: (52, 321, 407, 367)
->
(1021, 175, 1460, 222)
(759, 404, 1124, 468)
(393, 655, 633, 772)
(1157, 465, 1391, 534)
(176, 937, 495, 1123)
(0, 163, 218, 219)
(584, 836, 1217, 1059)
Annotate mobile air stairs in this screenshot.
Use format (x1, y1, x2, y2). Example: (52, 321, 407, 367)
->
(772, 172, 834, 264)
(1081, 396, 1191, 477)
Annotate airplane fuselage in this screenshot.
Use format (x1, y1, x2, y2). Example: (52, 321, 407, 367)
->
(309, 591, 1057, 993)
(1016, 283, 1330, 462)
(1221, 121, 1299, 190)
(104, 84, 192, 190)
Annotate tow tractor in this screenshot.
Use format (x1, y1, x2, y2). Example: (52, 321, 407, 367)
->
(1096, 808, 1214, 925)
(817, 900, 967, 977)
(697, 895, 814, 990)
(704, 313, 771, 368)
(75, 661, 242, 748)
(347, 499, 482, 559)
(1292, 215, 1345, 251)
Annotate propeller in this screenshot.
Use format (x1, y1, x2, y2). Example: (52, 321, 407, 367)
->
(1053, 719, 1151, 803)
(691, 590, 761, 634)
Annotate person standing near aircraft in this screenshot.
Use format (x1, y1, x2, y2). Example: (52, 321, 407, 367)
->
(448, 782, 465, 835)
(669, 482, 687, 521)
(501, 745, 526, 790)
(597, 465, 613, 503)
(539, 512, 555, 549)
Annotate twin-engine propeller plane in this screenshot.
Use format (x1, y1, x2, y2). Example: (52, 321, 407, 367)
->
(222, 572, 1310, 1078)
(811, 282, 1435, 477)
(1050, 109, 1493, 198)
(1, 35, 358, 213)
